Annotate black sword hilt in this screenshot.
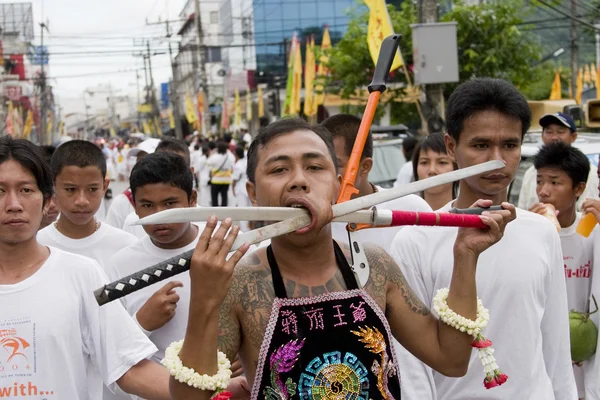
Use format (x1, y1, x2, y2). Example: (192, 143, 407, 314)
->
(368, 34, 402, 93)
(94, 249, 194, 306)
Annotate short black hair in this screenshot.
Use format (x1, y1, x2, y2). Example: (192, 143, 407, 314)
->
(0, 136, 53, 202)
(130, 152, 194, 201)
(321, 114, 373, 159)
(39, 145, 56, 163)
(235, 146, 245, 159)
(208, 141, 216, 151)
(446, 78, 531, 142)
(411, 133, 455, 181)
(216, 141, 228, 154)
(51, 140, 106, 180)
(534, 142, 590, 187)
(247, 118, 338, 184)
(402, 136, 419, 160)
(156, 137, 190, 166)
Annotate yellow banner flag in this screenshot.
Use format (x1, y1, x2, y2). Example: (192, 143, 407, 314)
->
(142, 120, 152, 134)
(304, 36, 317, 117)
(576, 67, 583, 105)
(315, 26, 331, 107)
(584, 64, 592, 85)
(597, 65, 600, 99)
(246, 90, 253, 121)
(257, 87, 265, 118)
(137, 104, 152, 113)
(154, 116, 162, 136)
(46, 111, 52, 135)
(291, 40, 303, 115)
(234, 88, 241, 127)
(549, 71, 562, 100)
(23, 110, 33, 139)
(168, 109, 175, 129)
(365, 0, 402, 70)
(59, 121, 65, 136)
(185, 92, 198, 124)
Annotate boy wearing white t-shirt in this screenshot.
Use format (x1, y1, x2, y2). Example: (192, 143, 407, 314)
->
(321, 114, 432, 253)
(107, 152, 204, 363)
(37, 140, 137, 270)
(390, 79, 576, 399)
(0, 137, 169, 400)
(530, 142, 594, 398)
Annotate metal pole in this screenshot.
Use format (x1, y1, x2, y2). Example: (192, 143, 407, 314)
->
(40, 22, 47, 144)
(194, 0, 211, 132)
(571, 0, 579, 97)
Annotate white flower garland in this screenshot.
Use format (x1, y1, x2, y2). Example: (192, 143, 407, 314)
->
(162, 340, 232, 392)
(432, 288, 508, 389)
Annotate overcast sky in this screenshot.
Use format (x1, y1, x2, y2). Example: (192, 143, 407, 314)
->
(15, 0, 188, 116)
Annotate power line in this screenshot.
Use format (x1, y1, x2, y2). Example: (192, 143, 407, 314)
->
(537, 0, 600, 31)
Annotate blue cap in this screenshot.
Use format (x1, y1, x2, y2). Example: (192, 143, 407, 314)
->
(539, 112, 577, 132)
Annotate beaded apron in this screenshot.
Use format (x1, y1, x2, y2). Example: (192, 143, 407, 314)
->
(250, 241, 401, 400)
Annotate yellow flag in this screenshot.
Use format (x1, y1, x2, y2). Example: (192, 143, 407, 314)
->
(584, 64, 592, 85)
(154, 116, 162, 136)
(549, 71, 562, 100)
(304, 36, 317, 117)
(185, 92, 198, 124)
(23, 110, 33, 139)
(591, 64, 596, 86)
(597, 65, 600, 99)
(576, 68, 584, 105)
(143, 120, 152, 134)
(257, 87, 265, 118)
(246, 90, 253, 122)
(315, 27, 331, 107)
(168, 109, 175, 129)
(46, 111, 52, 135)
(234, 88, 241, 127)
(291, 41, 303, 115)
(59, 121, 65, 136)
(364, 0, 402, 70)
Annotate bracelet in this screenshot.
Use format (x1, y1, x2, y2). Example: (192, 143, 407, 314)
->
(161, 340, 232, 391)
(432, 288, 508, 389)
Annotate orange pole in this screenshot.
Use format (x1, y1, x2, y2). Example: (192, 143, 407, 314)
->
(336, 91, 381, 204)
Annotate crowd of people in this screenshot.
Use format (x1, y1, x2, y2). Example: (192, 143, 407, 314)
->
(1, 77, 600, 400)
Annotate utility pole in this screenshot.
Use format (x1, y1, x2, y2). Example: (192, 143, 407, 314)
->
(39, 21, 49, 144)
(595, 22, 600, 68)
(194, 0, 211, 133)
(146, 17, 184, 139)
(146, 40, 161, 135)
(418, 0, 444, 134)
(136, 70, 141, 130)
(571, 0, 579, 97)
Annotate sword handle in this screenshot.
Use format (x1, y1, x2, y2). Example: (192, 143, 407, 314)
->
(94, 250, 193, 306)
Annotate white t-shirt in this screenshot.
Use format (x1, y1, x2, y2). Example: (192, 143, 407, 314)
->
(122, 211, 147, 239)
(584, 228, 600, 399)
(195, 154, 211, 186)
(37, 222, 138, 271)
(107, 227, 204, 363)
(393, 161, 413, 187)
(560, 213, 595, 398)
(232, 158, 249, 204)
(390, 203, 576, 400)
(105, 193, 135, 230)
(331, 186, 432, 253)
(207, 152, 235, 185)
(518, 164, 599, 211)
(0, 248, 157, 399)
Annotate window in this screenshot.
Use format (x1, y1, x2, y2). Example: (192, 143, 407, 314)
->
(210, 11, 219, 24)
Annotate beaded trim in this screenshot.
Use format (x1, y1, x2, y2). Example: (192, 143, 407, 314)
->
(250, 289, 401, 400)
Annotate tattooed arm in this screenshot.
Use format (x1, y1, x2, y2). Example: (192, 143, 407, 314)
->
(368, 201, 516, 377)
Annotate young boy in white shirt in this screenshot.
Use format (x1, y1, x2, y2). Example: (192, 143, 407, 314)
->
(0, 136, 169, 400)
(390, 78, 576, 400)
(530, 142, 593, 398)
(321, 113, 432, 253)
(37, 140, 137, 271)
(107, 152, 204, 363)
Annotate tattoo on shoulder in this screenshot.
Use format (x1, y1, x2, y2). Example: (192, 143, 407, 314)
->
(365, 245, 430, 316)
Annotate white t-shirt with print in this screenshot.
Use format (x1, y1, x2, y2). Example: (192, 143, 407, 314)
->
(331, 186, 432, 253)
(37, 222, 138, 271)
(107, 226, 204, 363)
(560, 213, 595, 398)
(390, 203, 576, 400)
(0, 248, 157, 399)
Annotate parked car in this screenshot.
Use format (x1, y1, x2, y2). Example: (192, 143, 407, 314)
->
(368, 125, 415, 188)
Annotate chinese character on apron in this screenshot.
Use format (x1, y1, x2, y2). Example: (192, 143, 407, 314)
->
(251, 241, 402, 400)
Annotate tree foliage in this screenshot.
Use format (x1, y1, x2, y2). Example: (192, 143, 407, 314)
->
(325, 0, 549, 123)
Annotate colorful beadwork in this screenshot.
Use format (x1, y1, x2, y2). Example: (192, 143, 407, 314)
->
(263, 339, 305, 399)
(298, 351, 370, 399)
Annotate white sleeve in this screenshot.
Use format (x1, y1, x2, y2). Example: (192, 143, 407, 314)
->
(232, 163, 242, 181)
(517, 166, 537, 210)
(585, 230, 600, 399)
(541, 230, 578, 399)
(82, 261, 157, 390)
(389, 229, 437, 400)
(105, 195, 129, 229)
(393, 162, 413, 188)
(577, 166, 600, 210)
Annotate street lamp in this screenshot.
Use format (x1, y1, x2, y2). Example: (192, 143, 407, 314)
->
(534, 47, 565, 67)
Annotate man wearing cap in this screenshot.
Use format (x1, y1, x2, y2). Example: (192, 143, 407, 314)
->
(518, 112, 599, 211)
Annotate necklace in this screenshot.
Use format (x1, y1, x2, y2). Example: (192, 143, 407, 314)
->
(54, 219, 100, 234)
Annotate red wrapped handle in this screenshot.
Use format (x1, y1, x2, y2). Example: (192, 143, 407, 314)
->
(390, 211, 487, 229)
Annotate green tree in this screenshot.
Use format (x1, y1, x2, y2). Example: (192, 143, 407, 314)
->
(326, 0, 548, 124)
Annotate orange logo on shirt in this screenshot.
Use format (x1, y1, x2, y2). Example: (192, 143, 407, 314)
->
(0, 329, 30, 362)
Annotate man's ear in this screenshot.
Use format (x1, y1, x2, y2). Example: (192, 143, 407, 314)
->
(444, 133, 457, 163)
(360, 157, 373, 177)
(247, 181, 258, 206)
(575, 181, 586, 199)
(190, 189, 198, 207)
(103, 178, 110, 194)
